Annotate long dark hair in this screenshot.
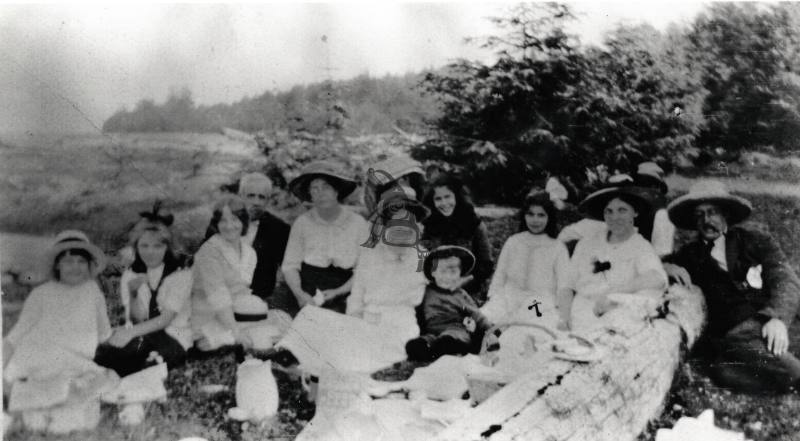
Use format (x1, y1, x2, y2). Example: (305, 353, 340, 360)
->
(517, 190, 558, 238)
(422, 175, 481, 238)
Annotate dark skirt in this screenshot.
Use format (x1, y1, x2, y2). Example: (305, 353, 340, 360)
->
(94, 330, 186, 377)
(269, 262, 354, 317)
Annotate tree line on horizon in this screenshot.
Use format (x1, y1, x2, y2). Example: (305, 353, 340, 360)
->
(101, 73, 439, 136)
(102, 3, 800, 204)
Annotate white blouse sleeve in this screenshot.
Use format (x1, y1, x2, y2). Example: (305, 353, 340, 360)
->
(650, 209, 676, 257)
(159, 270, 193, 315)
(119, 270, 133, 323)
(94, 283, 112, 341)
(554, 241, 571, 292)
(194, 243, 234, 310)
(633, 239, 668, 285)
(5, 286, 45, 347)
(487, 238, 512, 299)
(346, 253, 368, 317)
(281, 215, 306, 273)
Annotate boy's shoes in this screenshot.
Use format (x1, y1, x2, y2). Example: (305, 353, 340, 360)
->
(406, 337, 433, 362)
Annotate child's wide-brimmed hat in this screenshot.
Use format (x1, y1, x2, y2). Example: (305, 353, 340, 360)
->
(667, 180, 752, 229)
(45, 230, 107, 277)
(579, 174, 654, 221)
(423, 245, 475, 281)
(233, 294, 269, 322)
(288, 160, 358, 202)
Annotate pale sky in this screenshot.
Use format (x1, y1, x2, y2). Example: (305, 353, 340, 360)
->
(0, 2, 707, 134)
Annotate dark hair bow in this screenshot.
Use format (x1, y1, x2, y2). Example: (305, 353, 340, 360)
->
(592, 259, 611, 274)
(139, 200, 174, 227)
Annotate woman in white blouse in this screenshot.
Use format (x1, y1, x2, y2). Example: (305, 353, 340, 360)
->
(561, 182, 668, 333)
(278, 161, 368, 316)
(191, 195, 260, 351)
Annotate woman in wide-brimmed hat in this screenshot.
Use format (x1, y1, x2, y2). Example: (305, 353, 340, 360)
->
(561, 178, 668, 332)
(4, 230, 112, 388)
(558, 170, 675, 256)
(278, 160, 368, 316)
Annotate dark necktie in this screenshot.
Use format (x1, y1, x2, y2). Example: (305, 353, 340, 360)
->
(147, 278, 164, 319)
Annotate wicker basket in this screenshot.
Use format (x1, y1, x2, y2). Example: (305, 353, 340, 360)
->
(467, 322, 558, 404)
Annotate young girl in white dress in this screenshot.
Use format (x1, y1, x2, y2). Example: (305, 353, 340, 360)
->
(481, 190, 570, 329)
(3, 230, 114, 431)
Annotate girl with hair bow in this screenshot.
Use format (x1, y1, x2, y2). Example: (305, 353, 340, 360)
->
(95, 202, 193, 376)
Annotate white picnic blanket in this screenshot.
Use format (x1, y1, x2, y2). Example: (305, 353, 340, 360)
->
(276, 306, 406, 376)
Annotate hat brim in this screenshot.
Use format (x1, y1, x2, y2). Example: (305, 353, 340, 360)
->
(667, 194, 752, 230)
(635, 174, 668, 195)
(423, 246, 476, 280)
(288, 173, 358, 202)
(46, 242, 107, 278)
(579, 187, 653, 221)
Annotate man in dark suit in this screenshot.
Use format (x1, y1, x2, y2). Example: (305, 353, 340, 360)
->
(239, 172, 290, 301)
(664, 180, 800, 393)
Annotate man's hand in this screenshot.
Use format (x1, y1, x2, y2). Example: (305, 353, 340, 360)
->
(663, 263, 692, 286)
(762, 318, 789, 356)
(463, 317, 477, 333)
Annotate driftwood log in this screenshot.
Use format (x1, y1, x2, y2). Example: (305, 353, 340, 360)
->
(434, 285, 706, 441)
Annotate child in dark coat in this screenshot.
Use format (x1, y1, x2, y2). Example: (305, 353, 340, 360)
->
(406, 246, 493, 361)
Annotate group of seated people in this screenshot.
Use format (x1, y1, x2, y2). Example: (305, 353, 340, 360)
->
(4, 155, 800, 423)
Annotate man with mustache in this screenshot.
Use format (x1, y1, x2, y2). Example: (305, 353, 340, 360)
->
(664, 180, 800, 393)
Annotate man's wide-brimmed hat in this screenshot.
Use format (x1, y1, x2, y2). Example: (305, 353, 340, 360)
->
(579, 174, 654, 221)
(423, 245, 476, 281)
(635, 162, 668, 195)
(667, 180, 752, 229)
(45, 230, 107, 277)
(288, 160, 358, 202)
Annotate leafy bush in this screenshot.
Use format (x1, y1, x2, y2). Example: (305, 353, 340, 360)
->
(412, 4, 700, 204)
